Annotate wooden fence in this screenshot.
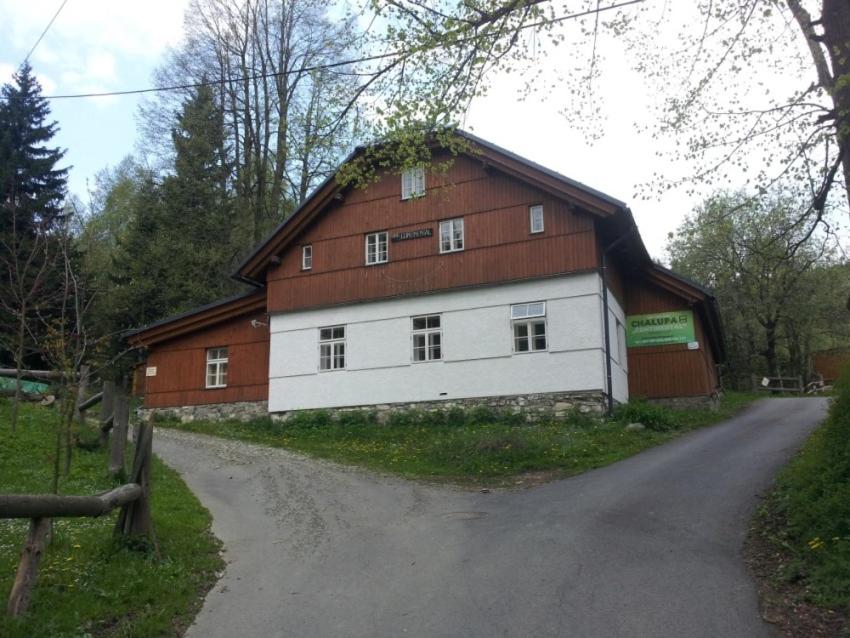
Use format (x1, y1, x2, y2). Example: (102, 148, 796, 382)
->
(751, 375, 804, 394)
(1, 380, 155, 618)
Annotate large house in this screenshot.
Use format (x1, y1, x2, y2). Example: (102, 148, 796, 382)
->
(128, 131, 724, 421)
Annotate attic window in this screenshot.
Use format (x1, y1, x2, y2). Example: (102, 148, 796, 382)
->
(302, 245, 312, 270)
(529, 204, 544, 233)
(401, 167, 425, 200)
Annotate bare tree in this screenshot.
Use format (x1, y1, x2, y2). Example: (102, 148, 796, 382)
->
(0, 210, 57, 433)
(138, 0, 364, 243)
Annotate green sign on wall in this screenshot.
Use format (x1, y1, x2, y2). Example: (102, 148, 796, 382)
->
(626, 310, 695, 347)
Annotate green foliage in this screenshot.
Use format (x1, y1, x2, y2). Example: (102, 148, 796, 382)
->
(0, 399, 223, 637)
(155, 394, 755, 485)
(769, 365, 850, 606)
(668, 189, 849, 388)
(613, 401, 675, 431)
(0, 62, 69, 369)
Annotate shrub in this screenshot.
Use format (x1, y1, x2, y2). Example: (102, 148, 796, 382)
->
(774, 364, 850, 606)
(613, 400, 676, 431)
(286, 409, 333, 430)
(336, 410, 378, 428)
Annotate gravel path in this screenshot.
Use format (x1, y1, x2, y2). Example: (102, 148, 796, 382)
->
(154, 397, 827, 638)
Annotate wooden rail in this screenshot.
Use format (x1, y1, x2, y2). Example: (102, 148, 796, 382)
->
(2, 417, 155, 618)
(751, 375, 804, 394)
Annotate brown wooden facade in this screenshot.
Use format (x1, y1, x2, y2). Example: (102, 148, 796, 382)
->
(128, 131, 725, 408)
(128, 292, 269, 409)
(624, 272, 720, 399)
(265, 154, 601, 313)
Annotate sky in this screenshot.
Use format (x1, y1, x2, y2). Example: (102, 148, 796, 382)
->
(0, 1, 837, 261)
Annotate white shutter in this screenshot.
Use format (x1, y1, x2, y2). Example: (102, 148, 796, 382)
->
(401, 170, 413, 200)
(413, 167, 425, 196)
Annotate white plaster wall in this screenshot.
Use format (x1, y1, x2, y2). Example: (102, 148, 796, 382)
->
(606, 291, 629, 404)
(268, 274, 610, 411)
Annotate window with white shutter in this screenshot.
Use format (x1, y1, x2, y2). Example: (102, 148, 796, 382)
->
(401, 167, 426, 200)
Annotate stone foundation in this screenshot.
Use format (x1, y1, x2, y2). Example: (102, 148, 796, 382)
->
(140, 400, 268, 423)
(272, 391, 607, 423)
(647, 394, 720, 411)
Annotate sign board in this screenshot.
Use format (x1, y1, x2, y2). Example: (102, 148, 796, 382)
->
(391, 228, 433, 242)
(146, 366, 157, 377)
(626, 310, 695, 348)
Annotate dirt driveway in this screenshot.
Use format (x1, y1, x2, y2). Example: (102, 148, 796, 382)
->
(154, 397, 827, 638)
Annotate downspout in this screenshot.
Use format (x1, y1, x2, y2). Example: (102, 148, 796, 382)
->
(601, 223, 637, 416)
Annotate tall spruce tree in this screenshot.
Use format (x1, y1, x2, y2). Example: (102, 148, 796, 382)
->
(0, 62, 68, 430)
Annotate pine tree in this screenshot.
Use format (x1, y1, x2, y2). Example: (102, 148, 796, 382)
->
(0, 62, 68, 430)
(161, 83, 238, 308)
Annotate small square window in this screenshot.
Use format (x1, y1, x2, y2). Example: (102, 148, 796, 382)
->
(530, 205, 544, 233)
(401, 167, 426, 200)
(365, 232, 389, 265)
(319, 325, 346, 371)
(302, 245, 312, 270)
(412, 314, 442, 362)
(439, 218, 464, 253)
(511, 303, 547, 353)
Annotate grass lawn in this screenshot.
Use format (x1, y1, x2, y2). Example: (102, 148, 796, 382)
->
(0, 399, 223, 638)
(747, 374, 850, 636)
(157, 392, 758, 486)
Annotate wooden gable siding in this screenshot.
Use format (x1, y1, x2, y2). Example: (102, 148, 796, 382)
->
(142, 309, 269, 408)
(266, 155, 599, 313)
(624, 277, 719, 398)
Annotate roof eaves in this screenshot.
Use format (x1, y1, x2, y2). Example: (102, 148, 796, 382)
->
(125, 289, 264, 341)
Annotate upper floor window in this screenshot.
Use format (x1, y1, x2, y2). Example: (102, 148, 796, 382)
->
(365, 231, 389, 265)
(319, 326, 346, 371)
(302, 245, 312, 270)
(529, 204, 544, 234)
(205, 347, 229, 388)
(439, 218, 464, 253)
(511, 302, 547, 352)
(412, 314, 442, 362)
(401, 166, 426, 200)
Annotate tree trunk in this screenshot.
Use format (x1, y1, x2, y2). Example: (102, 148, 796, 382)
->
(11, 300, 27, 433)
(108, 391, 129, 479)
(99, 381, 115, 447)
(6, 517, 51, 618)
(821, 0, 850, 206)
(65, 364, 90, 476)
(764, 323, 779, 378)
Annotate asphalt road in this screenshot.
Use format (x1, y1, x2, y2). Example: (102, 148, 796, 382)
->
(153, 397, 828, 638)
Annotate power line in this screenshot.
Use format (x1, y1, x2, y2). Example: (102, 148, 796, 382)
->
(25, 0, 70, 63)
(24, 0, 643, 101)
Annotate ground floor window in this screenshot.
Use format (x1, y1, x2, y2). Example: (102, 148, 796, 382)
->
(511, 302, 547, 352)
(319, 325, 346, 370)
(412, 314, 442, 362)
(206, 347, 229, 388)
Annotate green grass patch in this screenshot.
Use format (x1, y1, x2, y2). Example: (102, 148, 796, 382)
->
(158, 392, 757, 486)
(0, 399, 223, 637)
(759, 368, 850, 611)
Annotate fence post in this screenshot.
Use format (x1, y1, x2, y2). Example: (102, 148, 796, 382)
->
(99, 381, 115, 447)
(7, 516, 51, 618)
(108, 390, 129, 479)
(115, 423, 156, 552)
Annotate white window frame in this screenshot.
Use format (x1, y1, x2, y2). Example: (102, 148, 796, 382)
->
(205, 347, 229, 388)
(511, 303, 547, 353)
(365, 231, 389, 265)
(401, 166, 426, 200)
(302, 245, 312, 270)
(439, 218, 464, 253)
(319, 325, 346, 371)
(411, 314, 442, 363)
(529, 204, 544, 234)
